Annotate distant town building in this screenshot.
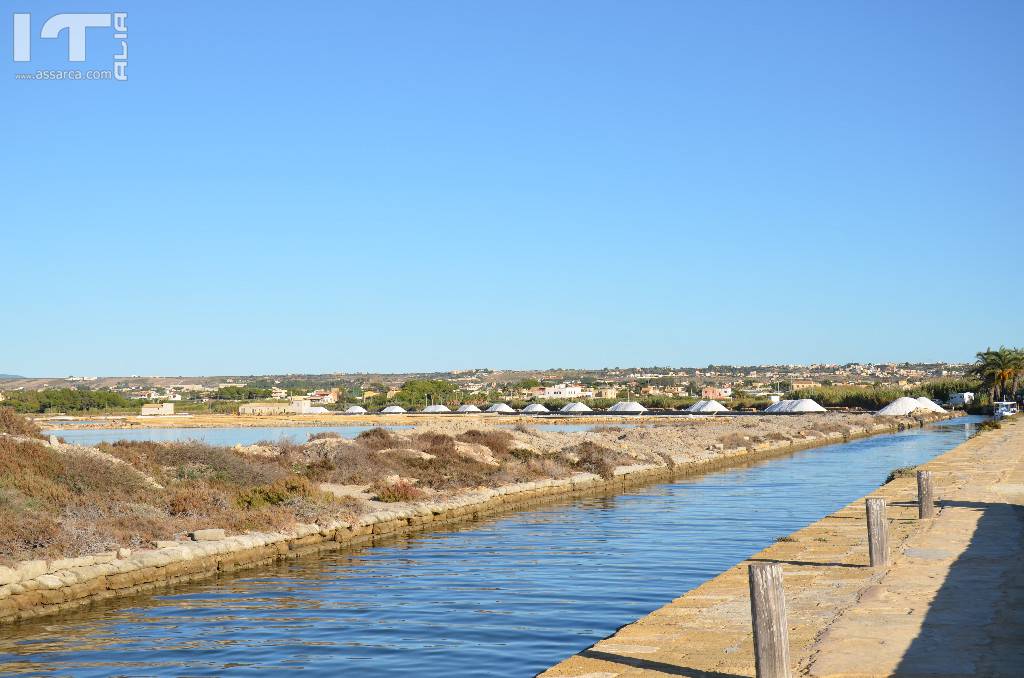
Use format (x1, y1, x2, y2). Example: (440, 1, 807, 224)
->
(239, 403, 290, 416)
(538, 383, 594, 399)
(140, 403, 174, 416)
(594, 387, 619, 399)
(270, 387, 289, 399)
(308, 388, 339, 405)
(239, 397, 328, 416)
(701, 386, 733, 400)
(790, 380, 821, 390)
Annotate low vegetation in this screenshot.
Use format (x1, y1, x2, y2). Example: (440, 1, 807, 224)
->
(789, 378, 981, 411)
(1, 406, 43, 437)
(885, 466, 919, 483)
(0, 409, 649, 564)
(0, 389, 135, 414)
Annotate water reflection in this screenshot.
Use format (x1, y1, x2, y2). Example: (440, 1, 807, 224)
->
(1, 417, 982, 677)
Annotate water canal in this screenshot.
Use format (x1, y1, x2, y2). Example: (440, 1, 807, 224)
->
(3, 417, 982, 676)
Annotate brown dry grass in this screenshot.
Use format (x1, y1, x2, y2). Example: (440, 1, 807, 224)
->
(373, 479, 426, 502)
(0, 429, 355, 565)
(719, 432, 750, 449)
(0, 406, 43, 438)
(0, 409, 654, 564)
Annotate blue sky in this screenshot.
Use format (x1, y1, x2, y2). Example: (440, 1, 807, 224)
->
(2, 1, 1022, 376)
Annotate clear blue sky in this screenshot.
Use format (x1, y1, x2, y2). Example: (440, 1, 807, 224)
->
(3, 1, 1022, 376)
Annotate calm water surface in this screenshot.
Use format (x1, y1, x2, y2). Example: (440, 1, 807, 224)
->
(4, 417, 981, 677)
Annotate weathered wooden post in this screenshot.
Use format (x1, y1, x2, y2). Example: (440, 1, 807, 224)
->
(866, 497, 889, 567)
(917, 470, 935, 519)
(748, 562, 791, 678)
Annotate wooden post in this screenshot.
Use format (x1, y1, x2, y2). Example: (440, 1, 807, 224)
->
(748, 563, 791, 678)
(866, 497, 889, 567)
(917, 470, 935, 519)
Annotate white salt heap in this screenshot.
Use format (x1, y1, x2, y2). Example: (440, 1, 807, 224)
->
(609, 401, 647, 413)
(686, 399, 729, 413)
(521, 403, 550, 413)
(422, 404, 451, 413)
(560, 402, 592, 413)
(765, 399, 826, 413)
(915, 397, 947, 413)
(456, 404, 481, 413)
(876, 397, 927, 416)
(486, 403, 515, 413)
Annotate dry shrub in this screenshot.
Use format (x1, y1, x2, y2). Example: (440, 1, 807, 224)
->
(885, 466, 918, 483)
(373, 479, 426, 502)
(0, 407, 43, 438)
(414, 432, 458, 456)
(167, 483, 230, 517)
(356, 427, 398, 450)
(809, 421, 849, 436)
(236, 475, 331, 509)
(456, 429, 514, 456)
(561, 441, 624, 480)
(719, 432, 749, 449)
(101, 440, 285, 487)
(304, 450, 337, 482)
(405, 444, 496, 491)
(0, 503, 61, 561)
(315, 445, 391, 485)
(308, 431, 341, 441)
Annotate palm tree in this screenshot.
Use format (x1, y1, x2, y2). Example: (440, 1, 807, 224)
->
(972, 347, 1024, 401)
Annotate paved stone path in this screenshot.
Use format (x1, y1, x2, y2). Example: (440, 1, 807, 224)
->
(539, 419, 1024, 677)
(807, 422, 1024, 676)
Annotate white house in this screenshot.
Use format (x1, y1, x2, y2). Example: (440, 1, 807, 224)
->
(540, 383, 594, 399)
(948, 392, 975, 407)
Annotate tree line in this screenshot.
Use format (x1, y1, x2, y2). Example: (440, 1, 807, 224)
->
(0, 389, 134, 413)
(972, 346, 1024, 402)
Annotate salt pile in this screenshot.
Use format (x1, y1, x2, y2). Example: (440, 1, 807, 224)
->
(764, 400, 794, 413)
(609, 401, 647, 413)
(686, 399, 729, 413)
(486, 403, 515, 413)
(765, 399, 827, 413)
(422, 404, 451, 413)
(915, 397, 947, 414)
(521, 403, 550, 413)
(344, 405, 368, 414)
(456, 404, 481, 413)
(380, 405, 407, 414)
(875, 397, 926, 416)
(560, 402, 592, 413)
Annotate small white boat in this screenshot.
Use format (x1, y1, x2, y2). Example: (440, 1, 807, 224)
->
(994, 401, 1019, 419)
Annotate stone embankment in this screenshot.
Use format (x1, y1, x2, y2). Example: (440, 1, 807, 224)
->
(540, 417, 1021, 678)
(0, 414, 944, 625)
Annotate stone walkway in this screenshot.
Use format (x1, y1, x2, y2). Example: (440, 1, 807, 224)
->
(539, 419, 1024, 677)
(807, 422, 1024, 676)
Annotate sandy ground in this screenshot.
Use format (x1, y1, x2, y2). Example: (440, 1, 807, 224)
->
(539, 418, 1023, 678)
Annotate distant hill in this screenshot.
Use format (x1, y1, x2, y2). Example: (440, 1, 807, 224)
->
(0, 374, 24, 380)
